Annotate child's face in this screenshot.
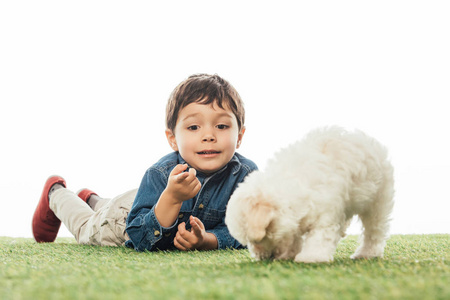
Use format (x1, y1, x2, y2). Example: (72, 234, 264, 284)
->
(166, 102, 245, 175)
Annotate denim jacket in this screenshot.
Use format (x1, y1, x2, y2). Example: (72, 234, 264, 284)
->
(125, 152, 258, 251)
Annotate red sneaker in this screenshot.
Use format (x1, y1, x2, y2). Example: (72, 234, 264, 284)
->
(77, 188, 98, 203)
(32, 176, 66, 243)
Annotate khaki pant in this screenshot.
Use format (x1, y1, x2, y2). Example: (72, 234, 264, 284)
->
(50, 188, 137, 246)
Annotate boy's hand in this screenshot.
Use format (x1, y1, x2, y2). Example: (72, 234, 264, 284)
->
(165, 164, 201, 204)
(174, 216, 210, 251)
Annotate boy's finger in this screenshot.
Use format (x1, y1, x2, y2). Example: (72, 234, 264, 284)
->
(174, 171, 189, 183)
(185, 168, 199, 184)
(174, 236, 187, 251)
(189, 180, 202, 195)
(177, 222, 186, 234)
(177, 222, 192, 240)
(171, 164, 188, 176)
(193, 216, 205, 230)
(175, 232, 192, 249)
(188, 167, 197, 177)
(191, 219, 202, 238)
(190, 216, 205, 238)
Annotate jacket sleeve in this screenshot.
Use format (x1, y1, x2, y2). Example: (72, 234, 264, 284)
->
(208, 221, 245, 250)
(125, 168, 179, 251)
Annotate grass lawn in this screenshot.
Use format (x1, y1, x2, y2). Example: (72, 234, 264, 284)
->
(1, 234, 448, 299)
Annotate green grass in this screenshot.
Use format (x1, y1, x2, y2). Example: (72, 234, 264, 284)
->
(1, 235, 448, 300)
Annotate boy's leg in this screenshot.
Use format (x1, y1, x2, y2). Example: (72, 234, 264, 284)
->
(33, 176, 136, 246)
(49, 188, 96, 243)
(32, 176, 66, 242)
(52, 188, 137, 246)
(89, 195, 111, 212)
(77, 188, 110, 211)
(95, 189, 138, 246)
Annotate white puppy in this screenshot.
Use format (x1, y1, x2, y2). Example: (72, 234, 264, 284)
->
(226, 127, 394, 263)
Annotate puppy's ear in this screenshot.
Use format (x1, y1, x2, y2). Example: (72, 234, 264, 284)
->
(247, 202, 275, 243)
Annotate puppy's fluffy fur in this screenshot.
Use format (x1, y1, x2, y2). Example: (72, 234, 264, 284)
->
(226, 127, 394, 263)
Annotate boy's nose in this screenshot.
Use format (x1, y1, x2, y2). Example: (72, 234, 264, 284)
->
(202, 135, 216, 142)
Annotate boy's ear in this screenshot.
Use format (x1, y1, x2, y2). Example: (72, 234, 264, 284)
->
(165, 129, 179, 151)
(236, 126, 246, 149)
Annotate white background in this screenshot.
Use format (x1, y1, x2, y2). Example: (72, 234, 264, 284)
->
(1, 1, 449, 238)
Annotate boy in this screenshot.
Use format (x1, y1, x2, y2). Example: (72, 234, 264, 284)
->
(32, 74, 258, 251)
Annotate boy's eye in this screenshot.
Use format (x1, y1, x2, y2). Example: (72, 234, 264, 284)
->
(187, 125, 199, 131)
(217, 124, 229, 130)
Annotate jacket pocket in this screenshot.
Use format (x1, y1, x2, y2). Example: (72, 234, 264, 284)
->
(201, 208, 226, 229)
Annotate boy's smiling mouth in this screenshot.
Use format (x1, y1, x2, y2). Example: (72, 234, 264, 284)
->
(197, 150, 221, 156)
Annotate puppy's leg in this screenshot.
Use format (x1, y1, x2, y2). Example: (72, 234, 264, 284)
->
(352, 175, 394, 259)
(274, 233, 303, 260)
(294, 225, 341, 263)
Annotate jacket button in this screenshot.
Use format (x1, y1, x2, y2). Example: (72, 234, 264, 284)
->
(178, 213, 184, 219)
(198, 204, 204, 210)
(154, 230, 161, 237)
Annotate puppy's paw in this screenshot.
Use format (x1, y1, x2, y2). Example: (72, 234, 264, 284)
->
(351, 244, 384, 260)
(350, 250, 383, 260)
(273, 247, 296, 261)
(273, 252, 292, 261)
(294, 251, 333, 263)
